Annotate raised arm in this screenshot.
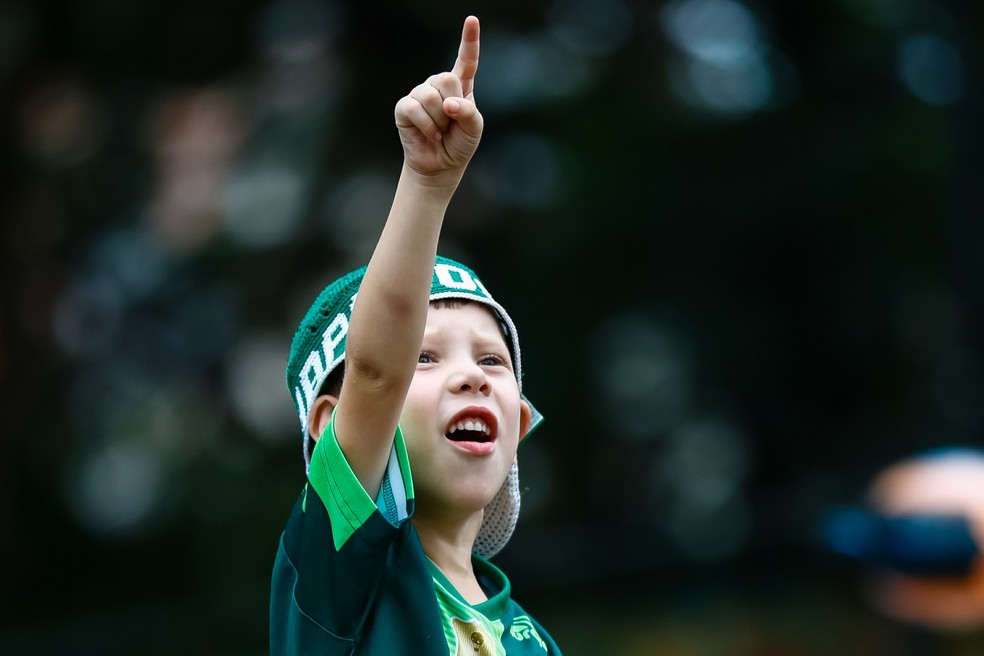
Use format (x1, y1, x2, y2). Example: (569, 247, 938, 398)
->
(332, 16, 484, 497)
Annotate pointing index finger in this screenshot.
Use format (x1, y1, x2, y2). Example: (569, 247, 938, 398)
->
(451, 16, 480, 99)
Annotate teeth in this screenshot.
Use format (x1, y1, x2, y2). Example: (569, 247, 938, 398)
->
(449, 419, 490, 434)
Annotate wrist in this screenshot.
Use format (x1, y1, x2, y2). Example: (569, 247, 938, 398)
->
(400, 163, 465, 197)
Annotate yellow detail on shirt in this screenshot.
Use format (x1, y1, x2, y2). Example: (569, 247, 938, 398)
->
(432, 576, 506, 656)
(452, 618, 496, 656)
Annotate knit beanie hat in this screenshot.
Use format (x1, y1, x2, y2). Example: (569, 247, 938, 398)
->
(286, 255, 542, 558)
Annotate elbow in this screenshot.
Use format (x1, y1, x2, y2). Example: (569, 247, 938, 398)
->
(345, 345, 412, 393)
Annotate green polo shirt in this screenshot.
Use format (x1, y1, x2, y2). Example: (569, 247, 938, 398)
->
(270, 417, 561, 655)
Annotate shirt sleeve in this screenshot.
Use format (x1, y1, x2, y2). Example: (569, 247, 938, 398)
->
(307, 413, 415, 551)
(270, 418, 418, 654)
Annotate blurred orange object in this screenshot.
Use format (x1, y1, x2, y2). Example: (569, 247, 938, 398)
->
(865, 450, 984, 632)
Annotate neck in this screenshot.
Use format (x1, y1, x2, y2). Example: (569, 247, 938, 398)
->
(414, 510, 487, 604)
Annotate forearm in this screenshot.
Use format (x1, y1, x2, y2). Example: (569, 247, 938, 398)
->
(335, 165, 459, 496)
(347, 164, 460, 383)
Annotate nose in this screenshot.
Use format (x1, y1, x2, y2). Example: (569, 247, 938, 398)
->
(448, 359, 490, 395)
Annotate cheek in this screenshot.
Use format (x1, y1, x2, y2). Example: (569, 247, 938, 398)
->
(400, 406, 426, 440)
(500, 395, 526, 442)
(400, 384, 435, 436)
(500, 404, 522, 446)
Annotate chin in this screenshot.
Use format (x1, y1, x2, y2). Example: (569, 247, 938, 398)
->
(456, 481, 504, 511)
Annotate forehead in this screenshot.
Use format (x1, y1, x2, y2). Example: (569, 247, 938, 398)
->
(423, 302, 507, 343)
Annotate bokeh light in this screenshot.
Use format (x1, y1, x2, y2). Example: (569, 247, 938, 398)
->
(659, 0, 795, 116)
(477, 32, 597, 113)
(17, 73, 106, 169)
(223, 158, 308, 248)
(473, 132, 573, 210)
(69, 439, 169, 538)
(148, 88, 247, 253)
(593, 313, 694, 441)
(547, 0, 635, 57)
(661, 417, 750, 561)
(226, 330, 298, 441)
(324, 170, 397, 259)
(898, 35, 966, 106)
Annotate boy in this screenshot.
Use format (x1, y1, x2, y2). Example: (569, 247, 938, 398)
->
(271, 16, 562, 655)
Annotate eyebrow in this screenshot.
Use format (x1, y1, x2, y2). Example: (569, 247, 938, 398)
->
(421, 327, 509, 350)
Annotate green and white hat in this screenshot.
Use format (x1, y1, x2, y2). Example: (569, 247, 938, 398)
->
(286, 255, 542, 558)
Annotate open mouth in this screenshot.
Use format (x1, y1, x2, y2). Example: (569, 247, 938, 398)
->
(446, 418, 493, 443)
(444, 408, 498, 445)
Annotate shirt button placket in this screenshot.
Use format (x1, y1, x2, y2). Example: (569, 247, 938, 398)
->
(470, 630, 484, 654)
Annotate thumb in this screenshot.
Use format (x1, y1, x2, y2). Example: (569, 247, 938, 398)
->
(443, 97, 483, 138)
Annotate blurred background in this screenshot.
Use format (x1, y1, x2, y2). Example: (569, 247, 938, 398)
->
(1, 0, 983, 653)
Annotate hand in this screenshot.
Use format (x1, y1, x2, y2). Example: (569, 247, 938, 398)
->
(394, 16, 484, 180)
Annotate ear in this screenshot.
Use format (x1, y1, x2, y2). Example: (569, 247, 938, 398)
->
(308, 394, 339, 443)
(518, 399, 533, 444)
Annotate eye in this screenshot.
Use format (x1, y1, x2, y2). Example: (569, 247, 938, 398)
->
(478, 353, 507, 367)
(418, 351, 436, 364)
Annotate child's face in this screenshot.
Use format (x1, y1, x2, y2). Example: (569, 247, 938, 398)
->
(400, 302, 529, 518)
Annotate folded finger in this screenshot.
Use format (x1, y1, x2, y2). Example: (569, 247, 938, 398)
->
(426, 72, 464, 104)
(395, 95, 442, 141)
(408, 82, 451, 136)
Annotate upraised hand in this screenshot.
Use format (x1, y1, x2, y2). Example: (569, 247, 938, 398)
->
(394, 16, 484, 180)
